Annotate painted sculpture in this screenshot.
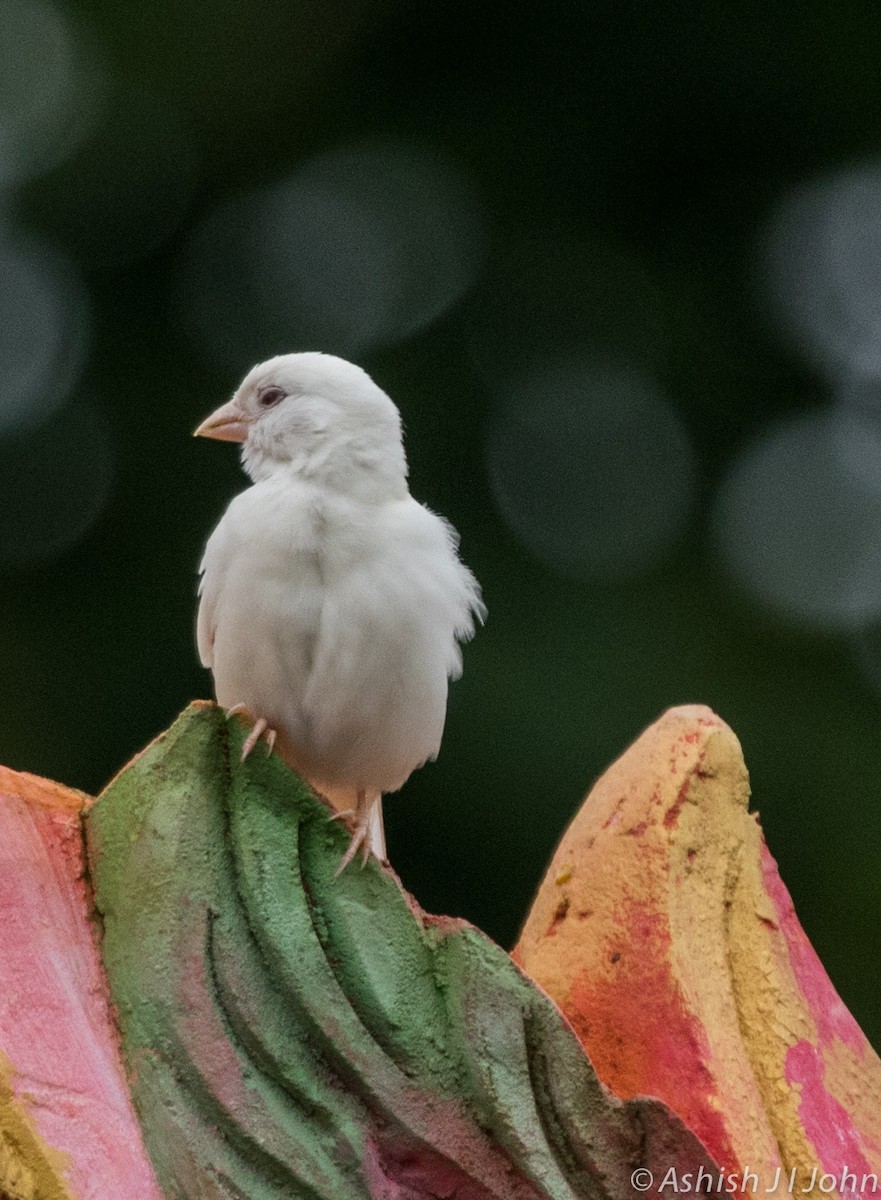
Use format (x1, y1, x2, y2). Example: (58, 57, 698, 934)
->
(0, 702, 878, 1199)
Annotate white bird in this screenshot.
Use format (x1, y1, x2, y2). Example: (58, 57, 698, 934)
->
(194, 352, 484, 872)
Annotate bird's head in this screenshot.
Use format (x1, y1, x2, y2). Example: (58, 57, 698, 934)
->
(194, 353, 408, 495)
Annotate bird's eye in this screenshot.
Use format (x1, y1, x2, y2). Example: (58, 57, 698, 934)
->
(258, 386, 286, 409)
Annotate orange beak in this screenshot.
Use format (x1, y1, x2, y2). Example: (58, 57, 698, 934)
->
(193, 399, 250, 443)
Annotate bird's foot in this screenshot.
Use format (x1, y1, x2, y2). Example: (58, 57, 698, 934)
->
(333, 789, 383, 876)
(334, 822, 371, 877)
(326, 810, 367, 870)
(225, 705, 277, 762)
(240, 718, 277, 761)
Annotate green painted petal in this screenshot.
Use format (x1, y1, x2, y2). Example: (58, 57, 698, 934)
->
(87, 703, 717, 1200)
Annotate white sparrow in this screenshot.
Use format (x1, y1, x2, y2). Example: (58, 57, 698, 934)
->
(194, 353, 484, 872)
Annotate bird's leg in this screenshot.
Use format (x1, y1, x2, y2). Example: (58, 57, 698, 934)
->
(367, 794, 387, 864)
(225, 705, 277, 762)
(334, 790, 386, 876)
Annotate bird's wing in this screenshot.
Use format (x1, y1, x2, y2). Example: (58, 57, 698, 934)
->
(302, 499, 483, 780)
(196, 519, 229, 669)
(197, 483, 326, 729)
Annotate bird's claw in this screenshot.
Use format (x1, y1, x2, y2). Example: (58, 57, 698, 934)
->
(241, 718, 275, 761)
(226, 707, 277, 762)
(326, 808, 355, 823)
(332, 790, 381, 875)
(334, 823, 370, 877)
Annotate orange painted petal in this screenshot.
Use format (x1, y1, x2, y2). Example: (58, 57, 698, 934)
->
(514, 705, 881, 1197)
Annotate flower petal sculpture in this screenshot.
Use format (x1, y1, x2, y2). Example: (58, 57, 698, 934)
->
(0, 702, 878, 1198)
(515, 705, 881, 1198)
(0, 766, 162, 1200)
(85, 703, 714, 1199)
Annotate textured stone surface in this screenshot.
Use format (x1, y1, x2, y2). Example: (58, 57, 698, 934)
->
(87, 702, 717, 1200)
(515, 705, 881, 1198)
(0, 766, 162, 1200)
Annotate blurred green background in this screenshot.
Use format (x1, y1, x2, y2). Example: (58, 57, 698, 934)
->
(2, 0, 881, 1045)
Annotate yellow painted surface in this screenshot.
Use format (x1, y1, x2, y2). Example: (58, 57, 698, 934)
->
(515, 704, 881, 1196)
(0, 1053, 74, 1200)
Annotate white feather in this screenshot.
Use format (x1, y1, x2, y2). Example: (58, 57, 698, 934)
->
(196, 353, 484, 800)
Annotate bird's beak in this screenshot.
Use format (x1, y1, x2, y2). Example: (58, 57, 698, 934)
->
(193, 399, 250, 443)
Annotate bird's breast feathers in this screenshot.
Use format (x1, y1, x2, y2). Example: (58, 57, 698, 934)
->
(197, 479, 483, 790)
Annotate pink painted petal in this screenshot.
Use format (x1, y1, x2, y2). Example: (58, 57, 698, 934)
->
(0, 767, 163, 1200)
